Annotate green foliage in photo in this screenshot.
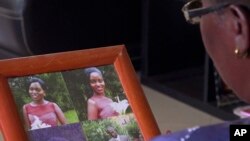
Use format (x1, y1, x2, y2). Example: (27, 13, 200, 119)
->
(83, 119, 127, 141)
(125, 117, 141, 139)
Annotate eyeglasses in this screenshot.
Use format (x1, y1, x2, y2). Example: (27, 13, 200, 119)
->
(182, 0, 230, 24)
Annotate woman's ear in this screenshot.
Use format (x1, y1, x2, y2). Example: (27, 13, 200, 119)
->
(228, 5, 250, 57)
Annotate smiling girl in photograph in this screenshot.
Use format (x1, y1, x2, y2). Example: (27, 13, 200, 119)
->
(84, 67, 120, 120)
(23, 77, 67, 130)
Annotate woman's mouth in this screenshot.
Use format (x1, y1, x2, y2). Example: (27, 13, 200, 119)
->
(31, 93, 38, 99)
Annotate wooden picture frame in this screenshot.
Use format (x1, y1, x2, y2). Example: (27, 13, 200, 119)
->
(0, 45, 160, 141)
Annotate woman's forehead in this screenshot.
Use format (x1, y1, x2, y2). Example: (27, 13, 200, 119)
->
(30, 82, 42, 87)
(90, 72, 102, 76)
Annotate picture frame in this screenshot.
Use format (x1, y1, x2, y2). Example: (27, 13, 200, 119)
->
(0, 45, 160, 141)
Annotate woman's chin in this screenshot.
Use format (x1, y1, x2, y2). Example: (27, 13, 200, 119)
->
(32, 99, 43, 103)
(32, 98, 38, 101)
(95, 90, 104, 95)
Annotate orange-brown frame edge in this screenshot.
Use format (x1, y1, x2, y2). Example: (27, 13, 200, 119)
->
(0, 45, 160, 141)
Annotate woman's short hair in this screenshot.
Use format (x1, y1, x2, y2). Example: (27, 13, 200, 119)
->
(28, 77, 48, 91)
(84, 67, 103, 79)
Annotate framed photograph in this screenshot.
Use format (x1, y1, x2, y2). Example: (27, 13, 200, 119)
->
(0, 45, 160, 141)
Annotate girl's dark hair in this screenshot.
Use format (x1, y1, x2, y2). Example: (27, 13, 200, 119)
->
(28, 77, 47, 91)
(84, 67, 103, 79)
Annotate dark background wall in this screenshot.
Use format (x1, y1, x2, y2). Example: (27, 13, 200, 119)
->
(0, 0, 142, 70)
(24, 0, 141, 54)
(141, 0, 205, 76)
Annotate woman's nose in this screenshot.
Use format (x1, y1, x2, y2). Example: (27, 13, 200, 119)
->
(30, 90, 37, 93)
(96, 82, 102, 86)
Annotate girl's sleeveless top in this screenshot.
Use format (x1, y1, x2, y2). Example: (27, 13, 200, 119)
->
(24, 102, 57, 127)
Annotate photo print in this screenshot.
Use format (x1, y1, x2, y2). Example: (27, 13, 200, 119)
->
(8, 65, 135, 141)
(82, 114, 143, 141)
(62, 65, 131, 121)
(8, 72, 79, 131)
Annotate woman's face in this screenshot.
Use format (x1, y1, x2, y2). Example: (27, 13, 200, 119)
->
(89, 72, 105, 95)
(29, 82, 46, 102)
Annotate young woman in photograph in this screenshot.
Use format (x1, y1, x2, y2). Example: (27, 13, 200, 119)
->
(23, 77, 67, 130)
(84, 67, 119, 120)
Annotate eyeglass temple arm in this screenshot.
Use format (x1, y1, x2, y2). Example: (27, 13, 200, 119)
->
(186, 3, 229, 18)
